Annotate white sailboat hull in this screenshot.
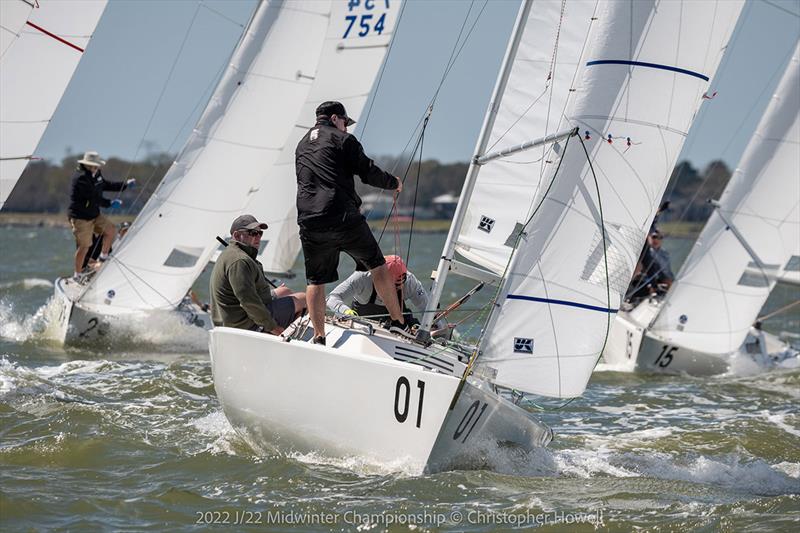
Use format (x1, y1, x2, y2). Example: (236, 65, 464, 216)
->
(603, 299, 794, 374)
(52, 277, 211, 346)
(209, 324, 551, 474)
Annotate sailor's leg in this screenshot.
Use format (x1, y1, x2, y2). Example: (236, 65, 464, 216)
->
(371, 264, 404, 324)
(74, 246, 90, 274)
(290, 291, 307, 315)
(306, 284, 326, 337)
(98, 216, 116, 255)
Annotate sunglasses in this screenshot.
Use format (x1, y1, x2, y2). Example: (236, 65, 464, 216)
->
(247, 229, 263, 237)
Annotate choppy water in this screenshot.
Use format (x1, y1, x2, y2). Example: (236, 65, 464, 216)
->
(1, 225, 798, 531)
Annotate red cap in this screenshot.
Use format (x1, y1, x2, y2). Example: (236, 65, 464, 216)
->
(384, 255, 407, 285)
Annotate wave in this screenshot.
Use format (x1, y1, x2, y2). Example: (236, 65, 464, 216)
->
(0, 278, 53, 291)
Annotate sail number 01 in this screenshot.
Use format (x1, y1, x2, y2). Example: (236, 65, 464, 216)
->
(394, 376, 425, 428)
(344, 0, 390, 38)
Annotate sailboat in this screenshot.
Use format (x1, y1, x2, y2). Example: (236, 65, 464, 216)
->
(210, 0, 743, 473)
(603, 43, 800, 375)
(51, 0, 396, 345)
(0, 0, 107, 209)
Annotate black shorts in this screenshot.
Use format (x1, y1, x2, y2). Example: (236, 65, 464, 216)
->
(300, 220, 385, 285)
(265, 296, 297, 328)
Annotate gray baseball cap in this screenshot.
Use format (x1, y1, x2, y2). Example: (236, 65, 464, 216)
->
(230, 214, 268, 235)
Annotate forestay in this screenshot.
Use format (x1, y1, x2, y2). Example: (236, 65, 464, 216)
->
(474, 0, 743, 398)
(455, 0, 598, 275)
(0, 0, 106, 209)
(79, 0, 332, 311)
(650, 43, 800, 355)
(249, 0, 402, 274)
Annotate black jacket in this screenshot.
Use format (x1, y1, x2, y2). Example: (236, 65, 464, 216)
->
(295, 120, 398, 230)
(67, 167, 127, 220)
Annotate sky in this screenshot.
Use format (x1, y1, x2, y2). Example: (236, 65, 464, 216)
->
(31, 0, 800, 174)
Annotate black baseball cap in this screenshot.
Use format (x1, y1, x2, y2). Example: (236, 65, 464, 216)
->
(230, 214, 268, 235)
(316, 101, 355, 126)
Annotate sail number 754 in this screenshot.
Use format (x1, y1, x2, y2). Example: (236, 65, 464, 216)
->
(343, 1, 390, 38)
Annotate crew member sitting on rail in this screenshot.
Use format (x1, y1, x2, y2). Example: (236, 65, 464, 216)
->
(326, 255, 445, 332)
(210, 215, 306, 335)
(625, 230, 674, 304)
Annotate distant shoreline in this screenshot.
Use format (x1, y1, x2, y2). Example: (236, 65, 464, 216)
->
(0, 212, 703, 237)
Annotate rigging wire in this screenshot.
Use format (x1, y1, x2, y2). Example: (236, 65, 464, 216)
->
(112, 1, 205, 213)
(364, 0, 489, 223)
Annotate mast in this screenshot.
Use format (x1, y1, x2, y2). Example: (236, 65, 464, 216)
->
(418, 0, 533, 339)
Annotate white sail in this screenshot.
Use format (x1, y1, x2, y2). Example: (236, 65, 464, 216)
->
(250, 0, 402, 274)
(79, 0, 333, 311)
(474, 0, 744, 398)
(455, 0, 599, 275)
(649, 43, 800, 355)
(0, 0, 106, 209)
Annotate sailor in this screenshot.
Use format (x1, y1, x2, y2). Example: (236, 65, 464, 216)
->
(67, 151, 135, 280)
(327, 255, 446, 332)
(295, 101, 407, 345)
(82, 221, 131, 270)
(210, 215, 306, 334)
(626, 230, 674, 303)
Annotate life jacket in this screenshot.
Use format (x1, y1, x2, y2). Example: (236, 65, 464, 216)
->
(352, 286, 411, 320)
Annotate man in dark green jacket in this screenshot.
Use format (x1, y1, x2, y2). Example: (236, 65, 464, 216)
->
(210, 215, 305, 334)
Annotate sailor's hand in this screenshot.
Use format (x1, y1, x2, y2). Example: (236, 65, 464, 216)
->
(344, 309, 358, 317)
(125, 178, 136, 189)
(110, 199, 123, 209)
(270, 325, 285, 335)
(395, 177, 403, 194)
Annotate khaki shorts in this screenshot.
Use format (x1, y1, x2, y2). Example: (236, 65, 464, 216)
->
(70, 215, 114, 248)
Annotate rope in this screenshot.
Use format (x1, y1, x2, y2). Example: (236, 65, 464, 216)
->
(578, 133, 613, 374)
(364, 0, 489, 221)
(113, 1, 205, 213)
(758, 299, 800, 322)
(359, 0, 408, 140)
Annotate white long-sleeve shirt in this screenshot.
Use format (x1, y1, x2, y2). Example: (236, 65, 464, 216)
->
(327, 270, 428, 317)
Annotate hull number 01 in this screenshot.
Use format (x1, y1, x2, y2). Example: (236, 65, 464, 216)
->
(453, 400, 488, 443)
(394, 376, 425, 428)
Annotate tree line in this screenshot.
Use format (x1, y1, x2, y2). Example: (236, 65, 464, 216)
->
(4, 152, 731, 222)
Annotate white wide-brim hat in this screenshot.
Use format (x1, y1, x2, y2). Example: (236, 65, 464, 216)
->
(77, 151, 106, 167)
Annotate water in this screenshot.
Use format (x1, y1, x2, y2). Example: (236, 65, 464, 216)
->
(1, 225, 798, 531)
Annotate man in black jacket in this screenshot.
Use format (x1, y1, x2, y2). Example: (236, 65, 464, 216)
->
(67, 151, 134, 279)
(295, 101, 406, 344)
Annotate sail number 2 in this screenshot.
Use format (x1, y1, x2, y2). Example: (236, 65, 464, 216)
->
(344, 0, 390, 38)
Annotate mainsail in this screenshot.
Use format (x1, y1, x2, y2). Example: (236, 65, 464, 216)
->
(79, 0, 333, 311)
(426, 0, 743, 398)
(649, 43, 800, 355)
(0, 0, 107, 209)
(250, 0, 402, 274)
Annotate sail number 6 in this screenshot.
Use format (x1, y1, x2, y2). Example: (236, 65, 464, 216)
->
(394, 376, 425, 428)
